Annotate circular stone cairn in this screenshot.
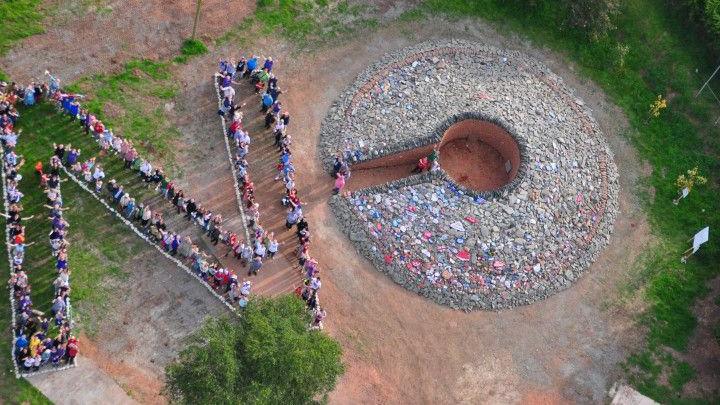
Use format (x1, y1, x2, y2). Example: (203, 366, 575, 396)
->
(320, 40, 620, 310)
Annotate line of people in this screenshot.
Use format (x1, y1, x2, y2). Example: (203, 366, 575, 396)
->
(36, 71, 258, 308)
(46, 72, 279, 279)
(217, 56, 326, 328)
(59, 148, 254, 308)
(1, 82, 78, 373)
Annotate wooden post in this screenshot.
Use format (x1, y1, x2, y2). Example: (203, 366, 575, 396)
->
(191, 0, 202, 40)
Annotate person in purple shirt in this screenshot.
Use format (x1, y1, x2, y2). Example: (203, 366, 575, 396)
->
(221, 73, 232, 88)
(84, 110, 92, 133)
(50, 346, 65, 365)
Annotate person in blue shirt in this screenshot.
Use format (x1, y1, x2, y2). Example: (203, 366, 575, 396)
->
(245, 55, 258, 77)
(46, 71, 60, 95)
(69, 100, 80, 119)
(218, 59, 229, 74)
(15, 333, 28, 351)
(66, 148, 80, 166)
(261, 92, 273, 113)
(23, 85, 35, 106)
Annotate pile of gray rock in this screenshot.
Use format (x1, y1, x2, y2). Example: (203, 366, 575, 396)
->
(322, 40, 620, 310)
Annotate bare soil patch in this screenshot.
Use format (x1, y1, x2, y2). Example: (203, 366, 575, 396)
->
(0, 0, 255, 83)
(439, 119, 521, 192)
(345, 144, 433, 192)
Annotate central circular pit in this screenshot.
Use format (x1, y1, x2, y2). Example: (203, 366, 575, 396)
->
(439, 118, 522, 192)
(320, 40, 620, 310)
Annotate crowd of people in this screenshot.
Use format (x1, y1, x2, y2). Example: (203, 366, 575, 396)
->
(1, 80, 79, 373)
(1, 56, 331, 373)
(217, 56, 326, 327)
(44, 86, 256, 309)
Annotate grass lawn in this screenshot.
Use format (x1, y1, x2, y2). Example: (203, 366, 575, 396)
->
(0, 0, 44, 55)
(0, 0, 49, 82)
(64, 60, 182, 176)
(12, 103, 162, 313)
(400, 0, 720, 401)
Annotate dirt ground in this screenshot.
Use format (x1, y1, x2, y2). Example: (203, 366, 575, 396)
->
(0, 0, 255, 84)
(272, 23, 650, 404)
(5, 3, 670, 403)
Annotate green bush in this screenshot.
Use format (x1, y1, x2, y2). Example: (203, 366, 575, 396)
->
(705, 0, 720, 33)
(164, 296, 344, 404)
(180, 38, 208, 56)
(174, 38, 208, 63)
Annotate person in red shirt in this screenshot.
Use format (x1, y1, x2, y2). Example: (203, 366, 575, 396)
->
(66, 336, 79, 363)
(412, 156, 430, 174)
(229, 119, 241, 134)
(93, 120, 105, 136)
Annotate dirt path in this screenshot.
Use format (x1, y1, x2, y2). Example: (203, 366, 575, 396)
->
(165, 16, 652, 403)
(346, 147, 426, 192)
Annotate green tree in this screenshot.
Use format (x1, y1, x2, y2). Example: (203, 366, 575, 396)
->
(164, 296, 344, 404)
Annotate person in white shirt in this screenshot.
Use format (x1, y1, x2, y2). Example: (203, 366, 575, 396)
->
(267, 235, 279, 258)
(222, 85, 235, 100)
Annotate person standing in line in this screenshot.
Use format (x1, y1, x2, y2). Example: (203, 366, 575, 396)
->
(333, 173, 346, 194)
(248, 256, 262, 276)
(261, 92, 273, 113)
(286, 205, 302, 229)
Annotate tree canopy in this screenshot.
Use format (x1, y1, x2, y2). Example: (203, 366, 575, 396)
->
(164, 295, 344, 404)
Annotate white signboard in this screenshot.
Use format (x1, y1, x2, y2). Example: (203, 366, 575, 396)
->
(692, 226, 709, 253)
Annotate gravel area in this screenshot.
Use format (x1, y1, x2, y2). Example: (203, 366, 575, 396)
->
(321, 40, 620, 310)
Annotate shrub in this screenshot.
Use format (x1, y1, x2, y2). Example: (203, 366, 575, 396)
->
(704, 0, 720, 34)
(174, 38, 208, 64)
(180, 38, 208, 56)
